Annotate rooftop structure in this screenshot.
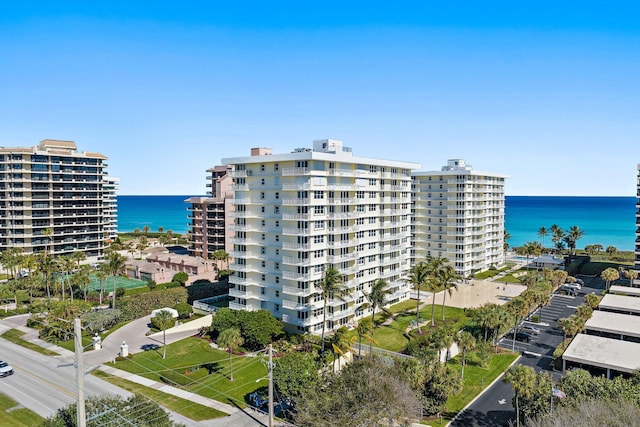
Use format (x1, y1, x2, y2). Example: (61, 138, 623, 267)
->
(584, 310, 640, 341)
(412, 159, 509, 278)
(0, 139, 111, 262)
(598, 293, 640, 316)
(609, 285, 640, 298)
(222, 139, 420, 334)
(562, 333, 640, 378)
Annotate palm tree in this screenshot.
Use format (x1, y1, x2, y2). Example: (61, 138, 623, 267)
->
(566, 225, 585, 255)
(503, 365, 536, 427)
(319, 266, 349, 353)
(142, 225, 150, 236)
(58, 255, 75, 301)
(43, 227, 54, 257)
(152, 309, 176, 359)
(364, 279, 391, 354)
(584, 294, 602, 310)
(550, 224, 565, 254)
(218, 327, 243, 380)
(406, 262, 429, 333)
(71, 251, 86, 268)
(211, 249, 230, 272)
(38, 253, 57, 300)
(95, 266, 108, 305)
(355, 318, 376, 357)
(507, 297, 528, 352)
(537, 226, 548, 251)
(106, 252, 126, 308)
(329, 326, 357, 371)
(600, 267, 620, 291)
(439, 265, 459, 321)
(137, 236, 149, 258)
(456, 331, 476, 379)
(606, 245, 618, 256)
(425, 256, 448, 326)
(503, 229, 512, 251)
(623, 268, 639, 286)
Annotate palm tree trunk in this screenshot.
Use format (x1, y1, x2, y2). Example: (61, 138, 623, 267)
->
(461, 353, 466, 379)
(431, 291, 436, 326)
(442, 290, 447, 321)
(370, 308, 376, 356)
(416, 287, 422, 333)
(515, 395, 520, 427)
(162, 330, 167, 359)
(321, 297, 328, 353)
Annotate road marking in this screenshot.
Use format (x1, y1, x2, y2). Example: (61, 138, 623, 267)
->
(523, 351, 542, 357)
(14, 365, 76, 398)
(498, 399, 506, 405)
(566, 305, 578, 309)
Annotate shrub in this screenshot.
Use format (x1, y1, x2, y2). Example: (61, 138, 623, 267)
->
(172, 272, 189, 286)
(118, 287, 188, 322)
(147, 280, 157, 291)
(531, 315, 541, 323)
(174, 302, 193, 319)
(115, 287, 126, 298)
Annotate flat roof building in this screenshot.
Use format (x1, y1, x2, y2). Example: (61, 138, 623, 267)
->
(0, 139, 112, 262)
(412, 159, 509, 278)
(584, 310, 640, 342)
(222, 139, 420, 334)
(598, 293, 640, 316)
(562, 334, 640, 378)
(609, 285, 640, 298)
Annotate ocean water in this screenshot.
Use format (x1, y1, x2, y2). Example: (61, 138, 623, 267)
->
(117, 195, 196, 235)
(117, 195, 638, 251)
(505, 196, 637, 251)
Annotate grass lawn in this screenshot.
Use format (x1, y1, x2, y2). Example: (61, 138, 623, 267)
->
(0, 392, 44, 426)
(494, 274, 521, 283)
(112, 337, 268, 407)
(93, 370, 228, 421)
(474, 266, 510, 280)
(0, 329, 59, 356)
(363, 305, 471, 353)
(426, 351, 519, 426)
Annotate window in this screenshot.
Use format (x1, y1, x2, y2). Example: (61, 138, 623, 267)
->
(275, 220, 280, 227)
(260, 247, 266, 255)
(260, 192, 265, 199)
(275, 262, 280, 270)
(260, 164, 265, 171)
(275, 235, 280, 242)
(261, 179, 265, 185)
(314, 206, 324, 214)
(314, 191, 324, 199)
(261, 234, 266, 240)
(261, 206, 265, 213)
(275, 192, 279, 199)
(261, 261, 266, 268)
(274, 163, 279, 171)
(274, 206, 279, 214)
(262, 274, 266, 281)
(261, 220, 266, 227)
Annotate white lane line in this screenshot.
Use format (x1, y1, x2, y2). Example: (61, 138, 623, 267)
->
(566, 305, 578, 309)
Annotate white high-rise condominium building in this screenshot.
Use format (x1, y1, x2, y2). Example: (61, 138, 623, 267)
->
(0, 139, 111, 262)
(104, 177, 120, 242)
(222, 140, 420, 334)
(412, 159, 508, 278)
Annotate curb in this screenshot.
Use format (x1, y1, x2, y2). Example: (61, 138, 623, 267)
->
(446, 354, 521, 427)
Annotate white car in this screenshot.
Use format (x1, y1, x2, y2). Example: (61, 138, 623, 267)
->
(0, 360, 14, 377)
(520, 325, 541, 335)
(564, 282, 582, 290)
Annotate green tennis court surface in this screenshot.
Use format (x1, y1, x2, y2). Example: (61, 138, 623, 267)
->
(87, 275, 147, 292)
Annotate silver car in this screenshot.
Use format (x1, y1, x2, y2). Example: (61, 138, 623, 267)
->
(0, 360, 14, 377)
(520, 325, 541, 335)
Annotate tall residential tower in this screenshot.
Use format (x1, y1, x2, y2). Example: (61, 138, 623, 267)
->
(0, 140, 112, 262)
(222, 140, 420, 334)
(412, 159, 508, 278)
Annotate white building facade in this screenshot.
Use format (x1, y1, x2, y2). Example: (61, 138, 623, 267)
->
(222, 140, 420, 334)
(412, 159, 508, 278)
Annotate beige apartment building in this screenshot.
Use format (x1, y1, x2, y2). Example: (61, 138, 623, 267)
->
(412, 159, 508, 278)
(0, 139, 113, 262)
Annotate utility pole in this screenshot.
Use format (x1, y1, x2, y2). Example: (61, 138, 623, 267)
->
(268, 343, 274, 427)
(74, 318, 86, 427)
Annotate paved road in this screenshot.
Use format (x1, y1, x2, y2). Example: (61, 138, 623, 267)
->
(0, 337, 132, 418)
(451, 274, 603, 426)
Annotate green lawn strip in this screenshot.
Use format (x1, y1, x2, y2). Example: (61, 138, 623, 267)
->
(0, 392, 44, 426)
(93, 370, 228, 421)
(0, 328, 59, 356)
(57, 333, 94, 352)
(112, 337, 268, 407)
(494, 274, 521, 283)
(438, 352, 519, 425)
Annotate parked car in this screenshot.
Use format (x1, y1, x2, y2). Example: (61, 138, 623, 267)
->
(575, 278, 585, 285)
(506, 331, 532, 343)
(0, 360, 14, 377)
(520, 325, 541, 335)
(564, 282, 582, 290)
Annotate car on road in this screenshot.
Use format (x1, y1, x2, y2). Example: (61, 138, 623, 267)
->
(520, 325, 541, 335)
(564, 282, 582, 290)
(505, 331, 532, 343)
(0, 360, 14, 377)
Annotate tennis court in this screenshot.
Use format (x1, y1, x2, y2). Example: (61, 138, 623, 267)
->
(88, 274, 147, 292)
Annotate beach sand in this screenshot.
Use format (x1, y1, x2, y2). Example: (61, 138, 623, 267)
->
(430, 279, 527, 309)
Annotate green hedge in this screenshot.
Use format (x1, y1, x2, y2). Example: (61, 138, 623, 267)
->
(160, 367, 209, 386)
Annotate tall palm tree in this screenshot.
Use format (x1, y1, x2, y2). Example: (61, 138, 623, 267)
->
(218, 327, 243, 380)
(364, 279, 391, 354)
(456, 331, 476, 379)
(106, 252, 126, 308)
(566, 225, 585, 255)
(142, 225, 150, 236)
(550, 224, 565, 254)
(96, 265, 108, 305)
(406, 262, 429, 333)
(507, 297, 528, 352)
(537, 226, 548, 251)
(319, 266, 349, 353)
(355, 318, 376, 357)
(503, 229, 512, 251)
(72, 265, 92, 301)
(503, 365, 536, 427)
(43, 227, 54, 257)
(71, 251, 86, 268)
(329, 326, 357, 371)
(152, 309, 176, 360)
(425, 256, 447, 326)
(439, 265, 459, 321)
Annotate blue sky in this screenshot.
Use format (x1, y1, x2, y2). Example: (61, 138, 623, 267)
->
(1, 2, 638, 196)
